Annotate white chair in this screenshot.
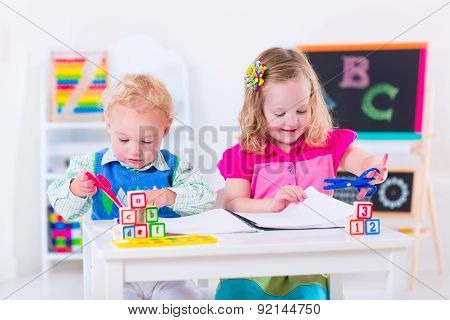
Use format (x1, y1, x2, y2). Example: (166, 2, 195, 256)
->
(107, 35, 191, 158)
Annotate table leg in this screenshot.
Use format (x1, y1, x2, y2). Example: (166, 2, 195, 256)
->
(83, 231, 92, 299)
(91, 249, 108, 299)
(328, 274, 344, 300)
(105, 260, 124, 299)
(387, 248, 408, 299)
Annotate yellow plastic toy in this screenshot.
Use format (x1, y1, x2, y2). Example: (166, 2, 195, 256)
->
(112, 234, 218, 248)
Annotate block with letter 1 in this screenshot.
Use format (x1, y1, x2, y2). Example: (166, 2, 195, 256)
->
(349, 219, 365, 235)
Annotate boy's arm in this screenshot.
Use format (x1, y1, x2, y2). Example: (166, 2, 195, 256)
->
(47, 153, 95, 220)
(167, 159, 216, 216)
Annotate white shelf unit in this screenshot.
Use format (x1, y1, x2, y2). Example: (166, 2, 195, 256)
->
(40, 39, 193, 272)
(40, 117, 110, 271)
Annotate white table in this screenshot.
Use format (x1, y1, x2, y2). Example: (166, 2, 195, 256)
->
(82, 216, 412, 299)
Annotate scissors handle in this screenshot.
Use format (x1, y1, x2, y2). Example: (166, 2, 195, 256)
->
(85, 172, 124, 208)
(359, 167, 381, 179)
(357, 185, 377, 197)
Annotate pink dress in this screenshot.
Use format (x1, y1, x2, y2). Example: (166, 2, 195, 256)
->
(215, 129, 357, 300)
(218, 129, 357, 199)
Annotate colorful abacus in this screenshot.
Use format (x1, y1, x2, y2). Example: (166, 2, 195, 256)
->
(112, 191, 166, 241)
(51, 52, 107, 120)
(348, 201, 381, 235)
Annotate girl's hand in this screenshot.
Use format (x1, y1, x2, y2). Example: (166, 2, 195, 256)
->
(356, 153, 389, 200)
(271, 185, 307, 212)
(145, 188, 177, 208)
(70, 171, 98, 198)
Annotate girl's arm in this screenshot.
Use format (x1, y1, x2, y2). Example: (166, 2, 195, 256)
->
(339, 145, 388, 199)
(224, 178, 306, 213)
(224, 178, 272, 212)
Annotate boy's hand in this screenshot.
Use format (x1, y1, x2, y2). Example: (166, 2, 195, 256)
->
(271, 185, 307, 213)
(145, 189, 177, 208)
(70, 171, 98, 198)
(356, 153, 389, 200)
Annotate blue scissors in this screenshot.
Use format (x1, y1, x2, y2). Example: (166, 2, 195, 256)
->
(323, 167, 381, 197)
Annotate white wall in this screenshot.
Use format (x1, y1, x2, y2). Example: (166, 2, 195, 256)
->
(0, 0, 449, 277)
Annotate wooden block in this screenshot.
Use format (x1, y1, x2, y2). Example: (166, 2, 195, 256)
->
(113, 224, 136, 240)
(349, 219, 365, 235)
(136, 209, 145, 224)
(119, 208, 137, 225)
(122, 225, 135, 239)
(149, 222, 166, 238)
(135, 224, 149, 238)
(112, 225, 123, 240)
(365, 219, 381, 235)
(354, 201, 373, 219)
(127, 191, 147, 209)
(145, 206, 159, 223)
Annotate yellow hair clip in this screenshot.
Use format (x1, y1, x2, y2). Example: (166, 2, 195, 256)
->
(244, 61, 267, 91)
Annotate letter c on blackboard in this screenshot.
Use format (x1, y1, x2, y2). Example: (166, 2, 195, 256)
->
(361, 83, 398, 122)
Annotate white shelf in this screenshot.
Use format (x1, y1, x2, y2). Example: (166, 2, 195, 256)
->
(45, 121, 105, 130)
(47, 252, 83, 261)
(40, 41, 192, 272)
(46, 119, 190, 133)
(47, 142, 109, 156)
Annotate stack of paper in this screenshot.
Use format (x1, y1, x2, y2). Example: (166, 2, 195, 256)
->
(235, 186, 353, 229)
(160, 209, 257, 235)
(160, 187, 354, 235)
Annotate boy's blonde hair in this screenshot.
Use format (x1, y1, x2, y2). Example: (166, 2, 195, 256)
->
(239, 47, 333, 153)
(101, 73, 173, 119)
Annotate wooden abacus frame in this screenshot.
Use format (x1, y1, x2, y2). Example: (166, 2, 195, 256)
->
(50, 50, 108, 122)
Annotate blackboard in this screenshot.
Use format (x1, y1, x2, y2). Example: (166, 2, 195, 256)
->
(297, 43, 427, 140)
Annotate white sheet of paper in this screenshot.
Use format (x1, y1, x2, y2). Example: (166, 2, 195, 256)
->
(234, 186, 353, 229)
(160, 209, 257, 235)
(160, 187, 353, 234)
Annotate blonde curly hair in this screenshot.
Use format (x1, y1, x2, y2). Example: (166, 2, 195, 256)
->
(101, 73, 173, 120)
(239, 47, 333, 153)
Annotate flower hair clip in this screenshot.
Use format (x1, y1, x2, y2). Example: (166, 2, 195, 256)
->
(244, 60, 267, 91)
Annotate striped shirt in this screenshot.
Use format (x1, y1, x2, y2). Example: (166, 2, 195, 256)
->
(48, 148, 216, 220)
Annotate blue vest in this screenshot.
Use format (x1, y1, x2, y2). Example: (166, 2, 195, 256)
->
(91, 148, 180, 220)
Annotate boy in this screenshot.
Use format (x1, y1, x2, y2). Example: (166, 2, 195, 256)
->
(48, 74, 216, 299)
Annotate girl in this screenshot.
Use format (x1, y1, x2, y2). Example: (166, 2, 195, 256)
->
(216, 48, 388, 299)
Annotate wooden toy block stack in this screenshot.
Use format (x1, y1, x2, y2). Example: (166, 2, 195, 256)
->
(112, 191, 166, 240)
(348, 201, 381, 235)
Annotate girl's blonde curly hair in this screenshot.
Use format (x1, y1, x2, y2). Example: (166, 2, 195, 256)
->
(239, 47, 333, 153)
